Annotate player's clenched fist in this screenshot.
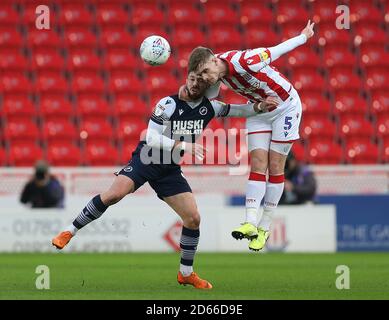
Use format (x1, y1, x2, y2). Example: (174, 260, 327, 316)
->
(301, 20, 315, 39)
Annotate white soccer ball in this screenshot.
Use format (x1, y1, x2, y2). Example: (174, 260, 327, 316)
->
(140, 35, 171, 66)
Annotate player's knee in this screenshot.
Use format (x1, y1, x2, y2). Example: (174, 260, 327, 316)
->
(101, 190, 127, 206)
(185, 212, 201, 229)
(250, 155, 267, 173)
(268, 158, 285, 175)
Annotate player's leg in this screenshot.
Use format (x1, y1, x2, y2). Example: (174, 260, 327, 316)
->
(52, 175, 136, 249)
(231, 115, 271, 241)
(250, 97, 302, 251)
(163, 192, 211, 289)
(148, 167, 211, 289)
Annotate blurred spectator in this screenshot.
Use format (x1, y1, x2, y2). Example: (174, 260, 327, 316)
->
(20, 160, 65, 208)
(280, 152, 317, 205)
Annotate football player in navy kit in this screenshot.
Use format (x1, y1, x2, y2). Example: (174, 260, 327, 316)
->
(52, 72, 278, 289)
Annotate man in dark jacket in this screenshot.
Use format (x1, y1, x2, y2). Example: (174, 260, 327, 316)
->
(280, 152, 317, 205)
(20, 160, 64, 208)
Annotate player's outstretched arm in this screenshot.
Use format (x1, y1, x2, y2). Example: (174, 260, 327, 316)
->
(267, 20, 315, 62)
(212, 97, 279, 118)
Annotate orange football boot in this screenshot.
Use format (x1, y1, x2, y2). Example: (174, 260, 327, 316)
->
(177, 272, 213, 289)
(52, 231, 73, 250)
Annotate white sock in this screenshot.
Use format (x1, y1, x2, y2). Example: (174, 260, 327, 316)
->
(64, 224, 78, 236)
(180, 264, 193, 276)
(259, 207, 274, 231)
(258, 174, 285, 231)
(245, 172, 266, 226)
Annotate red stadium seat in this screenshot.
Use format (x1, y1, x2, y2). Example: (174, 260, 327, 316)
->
(8, 143, 44, 167)
(299, 92, 331, 117)
(292, 70, 326, 92)
(96, 4, 128, 26)
(4, 119, 40, 143)
(2, 95, 35, 120)
(116, 119, 148, 143)
(64, 28, 98, 48)
(365, 68, 389, 90)
(22, 4, 56, 27)
(40, 95, 74, 120)
(68, 51, 101, 71)
(354, 24, 387, 46)
(146, 73, 179, 95)
(0, 27, 23, 48)
(114, 95, 148, 118)
(301, 117, 337, 141)
(307, 140, 343, 164)
(140, 54, 178, 75)
(359, 45, 389, 68)
(292, 141, 305, 162)
(168, 3, 202, 27)
(72, 71, 105, 94)
(173, 27, 207, 48)
(344, 139, 379, 164)
(228, 118, 247, 134)
(240, 3, 273, 26)
(109, 72, 143, 94)
(59, 4, 94, 26)
(1, 73, 32, 94)
(204, 4, 239, 27)
(312, 1, 337, 23)
(0, 5, 19, 25)
(132, 4, 165, 28)
(318, 23, 351, 46)
(276, 3, 309, 25)
(323, 45, 357, 69)
(245, 26, 280, 48)
(77, 95, 111, 120)
(79, 119, 114, 143)
(31, 50, 65, 71)
(287, 47, 321, 69)
(35, 72, 68, 94)
(177, 46, 195, 69)
(381, 138, 389, 163)
(333, 92, 369, 119)
(328, 68, 362, 92)
(27, 30, 62, 49)
(47, 142, 82, 166)
(84, 142, 120, 166)
(105, 50, 137, 71)
(351, 1, 383, 23)
(371, 90, 389, 115)
(376, 115, 389, 138)
(280, 22, 304, 41)
(339, 116, 375, 140)
(120, 140, 140, 164)
(0, 51, 28, 71)
(0, 148, 6, 166)
(100, 28, 133, 49)
(209, 27, 242, 51)
(42, 119, 78, 143)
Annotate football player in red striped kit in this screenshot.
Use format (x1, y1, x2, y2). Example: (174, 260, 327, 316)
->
(180, 21, 315, 251)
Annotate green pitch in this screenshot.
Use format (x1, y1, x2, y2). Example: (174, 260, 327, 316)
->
(0, 252, 388, 300)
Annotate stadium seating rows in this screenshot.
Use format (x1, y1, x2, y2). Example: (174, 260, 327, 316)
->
(0, 0, 388, 165)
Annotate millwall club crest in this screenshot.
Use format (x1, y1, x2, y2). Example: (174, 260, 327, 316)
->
(199, 106, 207, 115)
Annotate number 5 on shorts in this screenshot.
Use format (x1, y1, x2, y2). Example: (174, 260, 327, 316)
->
(284, 116, 292, 130)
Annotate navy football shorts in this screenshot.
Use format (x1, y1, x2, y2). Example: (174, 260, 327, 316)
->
(115, 151, 192, 200)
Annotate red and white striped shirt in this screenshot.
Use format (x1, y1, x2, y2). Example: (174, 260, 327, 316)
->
(216, 48, 293, 103)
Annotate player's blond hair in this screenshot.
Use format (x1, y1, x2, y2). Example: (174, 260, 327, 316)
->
(188, 47, 214, 73)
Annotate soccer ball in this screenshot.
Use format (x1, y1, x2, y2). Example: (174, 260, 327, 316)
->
(140, 35, 171, 66)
